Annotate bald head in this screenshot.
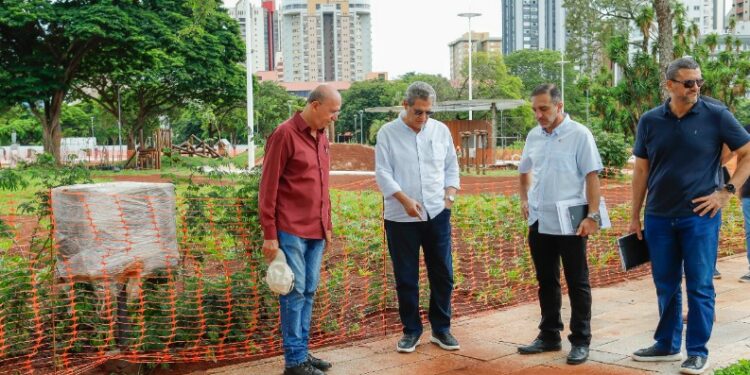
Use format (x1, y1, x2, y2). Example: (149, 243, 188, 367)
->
(301, 84, 341, 130)
(307, 84, 341, 105)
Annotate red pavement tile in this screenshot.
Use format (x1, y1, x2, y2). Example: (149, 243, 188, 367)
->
(326, 351, 432, 375)
(375, 353, 481, 375)
(511, 363, 650, 375)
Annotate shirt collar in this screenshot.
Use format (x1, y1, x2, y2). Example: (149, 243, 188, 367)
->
(292, 111, 325, 134)
(661, 98, 702, 117)
(397, 110, 430, 133)
(539, 114, 571, 137)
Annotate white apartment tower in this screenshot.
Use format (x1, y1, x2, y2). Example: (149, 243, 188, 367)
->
(229, 0, 280, 72)
(280, 0, 372, 82)
(682, 0, 725, 34)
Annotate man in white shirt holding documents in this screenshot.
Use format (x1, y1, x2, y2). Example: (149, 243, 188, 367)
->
(517, 83, 603, 365)
(375, 82, 461, 354)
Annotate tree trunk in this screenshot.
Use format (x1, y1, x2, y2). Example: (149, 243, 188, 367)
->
(654, 0, 673, 100)
(32, 91, 65, 164)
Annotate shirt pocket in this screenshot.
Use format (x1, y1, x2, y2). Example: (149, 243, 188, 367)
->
(431, 141, 447, 161)
(549, 151, 577, 173)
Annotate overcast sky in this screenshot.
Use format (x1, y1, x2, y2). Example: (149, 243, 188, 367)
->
(223, 0, 734, 79)
(222, 0, 501, 79)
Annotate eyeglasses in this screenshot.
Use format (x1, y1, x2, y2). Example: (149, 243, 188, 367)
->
(670, 78, 705, 89)
(413, 109, 434, 117)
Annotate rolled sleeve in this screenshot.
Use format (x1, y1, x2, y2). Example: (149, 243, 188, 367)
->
(577, 130, 603, 175)
(443, 132, 460, 189)
(375, 130, 402, 197)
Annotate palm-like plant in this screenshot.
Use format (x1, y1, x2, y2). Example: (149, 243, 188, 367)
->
(635, 6, 655, 54)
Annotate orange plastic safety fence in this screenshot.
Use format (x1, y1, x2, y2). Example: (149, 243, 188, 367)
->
(0, 182, 745, 375)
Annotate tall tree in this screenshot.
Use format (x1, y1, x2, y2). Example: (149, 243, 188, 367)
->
(635, 6, 655, 54)
(398, 72, 457, 102)
(505, 49, 586, 121)
(563, 0, 644, 72)
(72, 0, 246, 151)
(460, 52, 523, 101)
(339, 79, 402, 143)
(0, 1, 141, 162)
(653, 0, 674, 99)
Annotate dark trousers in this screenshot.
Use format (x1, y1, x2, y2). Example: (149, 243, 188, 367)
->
(384, 209, 454, 336)
(528, 222, 592, 346)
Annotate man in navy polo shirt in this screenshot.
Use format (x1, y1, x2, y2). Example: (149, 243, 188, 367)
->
(628, 57, 750, 374)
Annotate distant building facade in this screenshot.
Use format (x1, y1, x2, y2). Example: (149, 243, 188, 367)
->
(449, 32, 502, 82)
(228, 0, 280, 72)
(502, 0, 566, 55)
(279, 0, 372, 82)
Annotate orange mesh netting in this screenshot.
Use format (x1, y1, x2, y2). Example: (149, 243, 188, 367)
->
(0, 179, 745, 374)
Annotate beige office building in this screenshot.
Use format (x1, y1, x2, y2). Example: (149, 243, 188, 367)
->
(449, 32, 502, 83)
(280, 0, 372, 82)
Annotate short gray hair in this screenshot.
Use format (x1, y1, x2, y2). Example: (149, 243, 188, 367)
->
(531, 83, 562, 104)
(405, 81, 437, 106)
(666, 57, 700, 81)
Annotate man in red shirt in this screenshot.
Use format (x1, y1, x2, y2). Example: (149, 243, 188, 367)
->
(259, 84, 340, 375)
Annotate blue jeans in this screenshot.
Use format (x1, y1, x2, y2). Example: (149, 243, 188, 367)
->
(384, 209, 454, 336)
(277, 230, 325, 368)
(644, 214, 720, 358)
(742, 198, 750, 269)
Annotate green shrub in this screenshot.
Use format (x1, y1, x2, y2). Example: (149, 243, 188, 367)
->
(715, 359, 750, 375)
(592, 128, 630, 174)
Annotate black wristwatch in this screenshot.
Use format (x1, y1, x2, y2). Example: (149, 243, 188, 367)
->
(724, 183, 736, 194)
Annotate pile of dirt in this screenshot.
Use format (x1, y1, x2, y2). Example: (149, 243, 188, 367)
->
(330, 143, 374, 171)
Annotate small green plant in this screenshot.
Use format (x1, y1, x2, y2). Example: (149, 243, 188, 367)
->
(715, 359, 750, 375)
(592, 128, 630, 175)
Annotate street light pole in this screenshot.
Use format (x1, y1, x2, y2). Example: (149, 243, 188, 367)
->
(458, 12, 481, 121)
(358, 110, 364, 144)
(352, 113, 357, 142)
(245, 0, 256, 169)
(117, 86, 123, 161)
(557, 51, 569, 105)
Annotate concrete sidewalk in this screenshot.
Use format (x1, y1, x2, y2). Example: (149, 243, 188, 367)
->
(198, 255, 750, 375)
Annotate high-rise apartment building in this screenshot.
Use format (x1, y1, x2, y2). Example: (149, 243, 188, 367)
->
(449, 32, 502, 82)
(228, 0, 279, 72)
(502, 0, 566, 55)
(683, 0, 725, 34)
(737, 0, 750, 21)
(280, 0, 372, 82)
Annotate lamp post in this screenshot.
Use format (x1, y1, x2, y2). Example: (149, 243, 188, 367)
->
(287, 101, 293, 118)
(117, 86, 123, 161)
(458, 12, 481, 121)
(352, 113, 358, 142)
(557, 51, 569, 104)
(358, 110, 364, 144)
(245, 0, 256, 168)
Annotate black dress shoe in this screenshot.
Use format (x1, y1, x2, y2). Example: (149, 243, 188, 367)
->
(307, 353, 332, 371)
(518, 338, 562, 354)
(567, 345, 589, 365)
(283, 362, 325, 375)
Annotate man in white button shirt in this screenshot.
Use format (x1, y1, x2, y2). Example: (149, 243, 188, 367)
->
(375, 82, 460, 353)
(517, 83, 603, 365)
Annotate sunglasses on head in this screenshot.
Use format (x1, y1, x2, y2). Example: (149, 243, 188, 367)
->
(413, 109, 434, 117)
(670, 78, 705, 88)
